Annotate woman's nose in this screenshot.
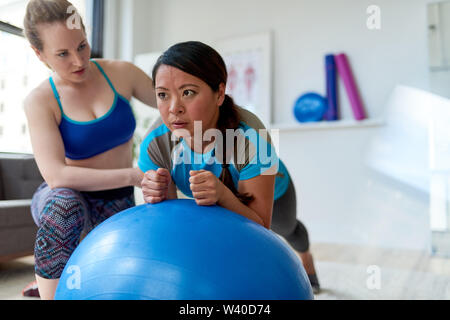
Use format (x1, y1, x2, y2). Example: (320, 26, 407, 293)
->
(73, 52, 84, 67)
(169, 98, 185, 114)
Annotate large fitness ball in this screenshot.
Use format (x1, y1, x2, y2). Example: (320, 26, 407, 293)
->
(55, 200, 314, 300)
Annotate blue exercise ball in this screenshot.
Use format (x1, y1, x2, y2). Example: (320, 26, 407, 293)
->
(55, 199, 314, 300)
(293, 92, 327, 123)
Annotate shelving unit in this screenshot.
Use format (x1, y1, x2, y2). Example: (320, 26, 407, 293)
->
(270, 118, 385, 132)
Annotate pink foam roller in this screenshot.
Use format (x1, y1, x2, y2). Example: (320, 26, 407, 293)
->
(335, 53, 366, 120)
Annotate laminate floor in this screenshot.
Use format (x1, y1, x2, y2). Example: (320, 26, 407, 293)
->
(0, 243, 449, 300)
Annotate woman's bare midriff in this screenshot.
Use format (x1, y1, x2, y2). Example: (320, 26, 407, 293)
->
(65, 138, 134, 170)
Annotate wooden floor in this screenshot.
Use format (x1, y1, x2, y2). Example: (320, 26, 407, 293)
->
(0, 243, 449, 300)
(0, 255, 35, 300)
(310, 243, 450, 300)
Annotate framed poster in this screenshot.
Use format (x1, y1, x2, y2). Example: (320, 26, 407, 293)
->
(214, 31, 273, 127)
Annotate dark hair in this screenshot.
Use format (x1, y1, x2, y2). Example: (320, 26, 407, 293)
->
(152, 41, 254, 205)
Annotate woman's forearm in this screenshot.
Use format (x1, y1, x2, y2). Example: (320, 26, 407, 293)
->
(218, 187, 265, 228)
(49, 166, 142, 191)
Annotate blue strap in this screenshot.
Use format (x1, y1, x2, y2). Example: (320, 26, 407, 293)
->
(49, 76, 64, 113)
(91, 60, 118, 94)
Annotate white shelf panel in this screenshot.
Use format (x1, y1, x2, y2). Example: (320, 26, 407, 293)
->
(270, 118, 385, 132)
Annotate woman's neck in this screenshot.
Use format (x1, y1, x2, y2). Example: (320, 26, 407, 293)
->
(184, 113, 221, 154)
(185, 136, 216, 154)
(53, 60, 95, 89)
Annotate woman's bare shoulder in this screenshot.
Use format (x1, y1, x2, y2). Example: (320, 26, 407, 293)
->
(24, 79, 58, 117)
(91, 58, 144, 93)
(91, 58, 135, 73)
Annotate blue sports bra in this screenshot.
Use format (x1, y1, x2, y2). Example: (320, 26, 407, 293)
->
(49, 60, 136, 160)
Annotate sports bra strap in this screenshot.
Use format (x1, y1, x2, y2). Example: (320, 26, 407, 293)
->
(49, 60, 117, 115)
(49, 76, 64, 113)
(91, 59, 118, 94)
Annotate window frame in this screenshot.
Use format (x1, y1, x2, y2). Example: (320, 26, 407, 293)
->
(0, 0, 104, 57)
(0, 21, 24, 37)
(90, 0, 104, 58)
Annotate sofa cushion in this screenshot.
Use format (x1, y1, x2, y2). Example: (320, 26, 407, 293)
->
(0, 153, 44, 200)
(0, 200, 34, 228)
(0, 224, 37, 259)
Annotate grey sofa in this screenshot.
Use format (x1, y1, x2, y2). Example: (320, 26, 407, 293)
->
(0, 153, 43, 263)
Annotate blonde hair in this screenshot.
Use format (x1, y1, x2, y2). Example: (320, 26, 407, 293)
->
(23, 0, 86, 51)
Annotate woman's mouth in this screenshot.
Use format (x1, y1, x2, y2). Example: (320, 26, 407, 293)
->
(73, 68, 86, 76)
(172, 121, 188, 129)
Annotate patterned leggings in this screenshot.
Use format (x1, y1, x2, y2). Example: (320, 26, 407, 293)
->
(31, 183, 135, 280)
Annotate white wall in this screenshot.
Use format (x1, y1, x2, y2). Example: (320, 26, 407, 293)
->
(108, 0, 438, 251)
(279, 125, 431, 251)
(104, 0, 159, 61)
(124, 0, 431, 124)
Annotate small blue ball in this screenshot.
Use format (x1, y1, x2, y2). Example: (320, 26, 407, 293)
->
(293, 93, 327, 123)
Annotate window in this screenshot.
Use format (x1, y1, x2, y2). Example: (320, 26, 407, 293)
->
(0, 0, 102, 154)
(0, 19, 49, 154)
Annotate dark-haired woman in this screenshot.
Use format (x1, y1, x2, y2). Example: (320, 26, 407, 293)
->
(139, 41, 320, 294)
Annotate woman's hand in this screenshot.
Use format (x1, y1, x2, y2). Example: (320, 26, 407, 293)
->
(141, 168, 172, 204)
(189, 170, 226, 206)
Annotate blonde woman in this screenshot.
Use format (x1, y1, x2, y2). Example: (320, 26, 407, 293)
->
(22, 0, 156, 299)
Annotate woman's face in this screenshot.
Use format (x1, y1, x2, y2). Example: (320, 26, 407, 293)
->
(33, 22, 91, 83)
(154, 64, 225, 141)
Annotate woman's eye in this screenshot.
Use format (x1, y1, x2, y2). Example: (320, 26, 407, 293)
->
(157, 92, 167, 100)
(78, 44, 86, 51)
(183, 90, 195, 97)
(58, 52, 68, 57)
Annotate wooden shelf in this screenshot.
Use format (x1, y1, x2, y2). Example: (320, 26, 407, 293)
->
(270, 118, 385, 132)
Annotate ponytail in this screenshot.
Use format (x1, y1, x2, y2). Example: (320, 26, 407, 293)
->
(217, 95, 254, 205)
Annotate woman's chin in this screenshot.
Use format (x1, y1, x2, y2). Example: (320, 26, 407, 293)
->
(171, 128, 192, 139)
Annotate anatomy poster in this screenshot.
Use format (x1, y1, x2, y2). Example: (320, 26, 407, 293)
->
(214, 32, 272, 127)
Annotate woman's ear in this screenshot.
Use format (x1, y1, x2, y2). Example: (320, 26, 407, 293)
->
(31, 45, 45, 63)
(217, 83, 226, 107)
(31, 46, 52, 70)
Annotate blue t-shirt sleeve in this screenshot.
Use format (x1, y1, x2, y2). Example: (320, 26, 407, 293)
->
(239, 151, 279, 181)
(238, 126, 280, 181)
(138, 122, 173, 173)
(138, 134, 160, 173)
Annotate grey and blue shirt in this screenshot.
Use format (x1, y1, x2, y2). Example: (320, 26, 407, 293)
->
(138, 107, 290, 201)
